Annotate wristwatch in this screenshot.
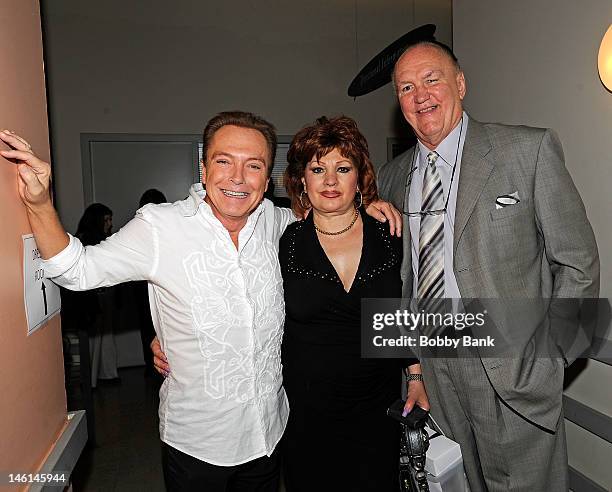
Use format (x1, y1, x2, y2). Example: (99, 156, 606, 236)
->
(406, 373, 424, 382)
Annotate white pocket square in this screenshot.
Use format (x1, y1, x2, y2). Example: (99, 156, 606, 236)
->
(495, 191, 520, 209)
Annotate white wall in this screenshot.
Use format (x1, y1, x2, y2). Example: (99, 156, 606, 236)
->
(453, 1, 612, 489)
(42, 0, 452, 232)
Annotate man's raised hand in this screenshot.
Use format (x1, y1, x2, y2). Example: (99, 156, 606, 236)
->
(0, 130, 52, 209)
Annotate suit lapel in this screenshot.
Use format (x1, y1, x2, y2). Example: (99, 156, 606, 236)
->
(386, 147, 416, 297)
(453, 120, 494, 252)
(402, 148, 416, 296)
(389, 147, 416, 211)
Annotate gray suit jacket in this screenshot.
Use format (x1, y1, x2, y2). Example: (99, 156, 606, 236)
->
(378, 118, 599, 431)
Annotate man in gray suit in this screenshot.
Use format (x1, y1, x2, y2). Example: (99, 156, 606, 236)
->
(378, 40, 599, 491)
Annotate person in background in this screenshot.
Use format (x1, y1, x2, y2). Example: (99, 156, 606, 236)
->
(139, 188, 167, 209)
(69, 203, 119, 387)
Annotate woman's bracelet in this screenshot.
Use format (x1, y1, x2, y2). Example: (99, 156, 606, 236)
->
(406, 373, 424, 382)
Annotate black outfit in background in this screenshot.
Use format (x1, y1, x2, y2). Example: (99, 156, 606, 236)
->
(280, 212, 414, 492)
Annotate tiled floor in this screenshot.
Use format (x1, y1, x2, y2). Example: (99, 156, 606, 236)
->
(70, 367, 165, 491)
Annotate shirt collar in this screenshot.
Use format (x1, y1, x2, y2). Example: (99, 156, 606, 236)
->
(182, 183, 205, 216)
(417, 111, 469, 170)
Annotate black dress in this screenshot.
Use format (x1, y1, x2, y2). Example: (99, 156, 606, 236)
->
(280, 211, 414, 491)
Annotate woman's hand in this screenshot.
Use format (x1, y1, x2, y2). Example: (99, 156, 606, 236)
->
(404, 380, 430, 416)
(365, 200, 402, 237)
(403, 364, 430, 416)
(151, 336, 171, 377)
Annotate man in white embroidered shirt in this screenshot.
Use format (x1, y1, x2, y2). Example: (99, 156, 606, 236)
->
(1, 112, 294, 491)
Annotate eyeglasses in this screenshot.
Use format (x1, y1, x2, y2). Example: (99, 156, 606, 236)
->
(404, 206, 447, 217)
(402, 116, 463, 218)
(402, 163, 455, 218)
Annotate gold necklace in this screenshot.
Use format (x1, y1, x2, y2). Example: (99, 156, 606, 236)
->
(314, 209, 359, 236)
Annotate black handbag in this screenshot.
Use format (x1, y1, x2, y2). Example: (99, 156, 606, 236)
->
(387, 400, 431, 492)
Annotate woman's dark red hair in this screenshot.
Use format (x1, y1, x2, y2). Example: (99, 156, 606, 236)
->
(284, 116, 379, 216)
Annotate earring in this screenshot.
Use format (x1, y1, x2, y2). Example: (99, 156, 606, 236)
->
(355, 189, 363, 209)
(299, 190, 310, 209)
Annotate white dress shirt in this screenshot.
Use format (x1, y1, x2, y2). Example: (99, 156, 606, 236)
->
(407, 112, 468, 299)
(43, 183, 295, 466)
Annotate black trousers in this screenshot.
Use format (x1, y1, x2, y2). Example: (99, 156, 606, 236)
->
(161, 442, 280, 492)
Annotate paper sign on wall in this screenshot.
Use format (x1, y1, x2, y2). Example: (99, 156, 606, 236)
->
(23, 234, 61, 335)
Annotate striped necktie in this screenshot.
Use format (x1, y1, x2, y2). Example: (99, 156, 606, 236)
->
(417, 151, 444, 311)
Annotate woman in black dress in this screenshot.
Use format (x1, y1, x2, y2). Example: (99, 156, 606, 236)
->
(280, 116, 428, 491)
